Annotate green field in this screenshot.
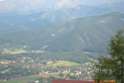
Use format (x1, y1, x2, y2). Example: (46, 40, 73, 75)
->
(47, 60, 80, 67)
(0, 75, 40, 83)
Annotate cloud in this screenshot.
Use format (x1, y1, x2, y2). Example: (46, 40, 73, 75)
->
(54, 0, 80, 9)
(0, 0, 46, 14)
(0, 1, 15, 13)
(0, 0, 123, 14)
(80, 0, 120, 6)
(0, 0, 5, 1)
(12, 0, 46, 13)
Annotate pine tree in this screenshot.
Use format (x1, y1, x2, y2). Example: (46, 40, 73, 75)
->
(94, 30, 124, 83)
(109, 31, 124, 83)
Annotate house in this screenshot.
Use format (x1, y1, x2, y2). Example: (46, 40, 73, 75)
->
(52, 80, 116, 83)
(52, 80, 94, 83)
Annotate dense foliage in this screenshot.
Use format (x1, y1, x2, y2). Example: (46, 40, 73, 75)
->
(94, 30, 124, 83)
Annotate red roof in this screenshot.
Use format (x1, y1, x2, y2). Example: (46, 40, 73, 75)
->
(52, 80, 94, 83)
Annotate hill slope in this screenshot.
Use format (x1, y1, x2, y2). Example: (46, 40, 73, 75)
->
(46, 12, 124, 52)
(0, 12, 124, 54)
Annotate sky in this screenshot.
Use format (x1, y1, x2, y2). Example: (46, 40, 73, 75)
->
(0, 0, 123, 14)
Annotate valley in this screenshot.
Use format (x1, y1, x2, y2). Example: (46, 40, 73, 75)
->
(0, 12, 124, 83)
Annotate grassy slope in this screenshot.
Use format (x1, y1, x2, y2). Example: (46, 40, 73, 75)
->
(47, 60, 80, 67)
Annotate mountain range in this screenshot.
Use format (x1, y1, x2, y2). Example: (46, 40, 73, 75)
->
(0, 12, 124, 54)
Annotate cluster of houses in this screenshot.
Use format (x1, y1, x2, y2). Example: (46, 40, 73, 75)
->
(0, 60, 16, 65)
(52, 80, 116, 83)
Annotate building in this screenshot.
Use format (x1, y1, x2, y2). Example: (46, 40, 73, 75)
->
(52, 80, 116, 83)
(52, 80, 94, 83)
